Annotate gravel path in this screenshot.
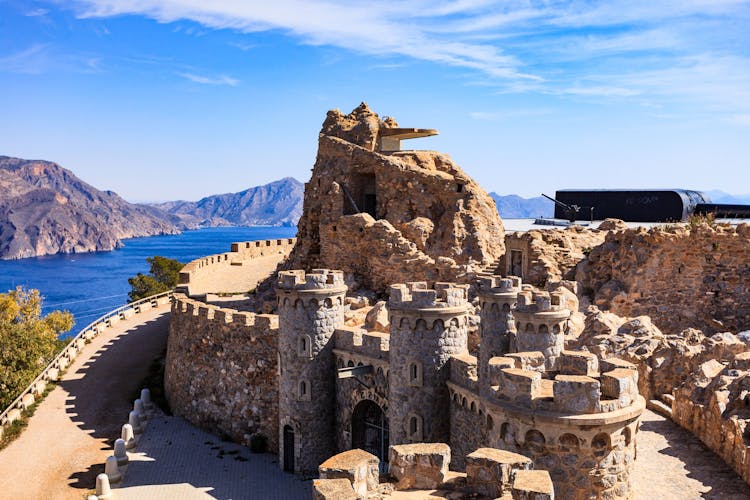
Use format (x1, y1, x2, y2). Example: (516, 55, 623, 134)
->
(0, 305, 171, 500)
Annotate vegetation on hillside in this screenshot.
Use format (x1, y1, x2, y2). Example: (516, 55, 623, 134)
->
(0, 288, 73, 409)
(128, 256, 184, 301)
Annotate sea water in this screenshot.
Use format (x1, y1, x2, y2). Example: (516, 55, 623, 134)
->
(0, 227, 296, 336)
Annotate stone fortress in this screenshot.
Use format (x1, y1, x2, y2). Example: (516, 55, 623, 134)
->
(165, 104, 750, 498)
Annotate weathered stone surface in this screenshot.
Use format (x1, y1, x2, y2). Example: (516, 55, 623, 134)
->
(165, 294, 280, 451)
(500, 226, 606, 286)
(389, 443, 451, 490)
(579, 223, 750, 335)
(465, 448, 532, 498)
(312, 478, 357, 500)
(364, 301, 389, 333)
(283, 103, 505, 293)
(512, 469, 555, 500)
(318, 449, 379, 499)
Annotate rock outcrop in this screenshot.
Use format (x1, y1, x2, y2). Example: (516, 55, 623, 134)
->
(578, 222, 750, 335)
(0, 156, 180, 259)
(284, 103, 505, 292)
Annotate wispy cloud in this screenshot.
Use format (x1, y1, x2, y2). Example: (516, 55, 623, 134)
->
(64, 0, 750, 117)
(0, 43, 101, 74)
(25, 8, 50, 17)
(177, 72, 239, 86)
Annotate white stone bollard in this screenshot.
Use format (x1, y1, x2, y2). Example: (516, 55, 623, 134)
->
(96, 472, 113, 499)
(140, 388, 154, 411)
(121, 423, 136, 449)
(134, 399, 148, 423)
(87, 495, 99, 500)
(128, 411, 143, 434)
(114, 438, 129, 466)
(104, 455, 121, 483)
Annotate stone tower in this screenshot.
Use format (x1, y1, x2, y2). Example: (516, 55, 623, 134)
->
(477, 275, 521, 396)
(387, 282, 469, 445)
(513, 289, 570, 370)
(276, 269, 347, 474)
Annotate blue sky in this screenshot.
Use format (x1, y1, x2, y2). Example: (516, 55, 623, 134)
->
(1, 0, 749, 201)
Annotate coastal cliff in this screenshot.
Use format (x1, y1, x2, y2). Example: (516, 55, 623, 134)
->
(0, 156, 180, 260)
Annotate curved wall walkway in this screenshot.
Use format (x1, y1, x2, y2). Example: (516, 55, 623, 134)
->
(0, 302, 171, 499)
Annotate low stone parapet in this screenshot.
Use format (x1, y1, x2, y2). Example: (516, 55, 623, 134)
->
(512, 470, 555, 499)
(318, 449, 379, 499)
(466, 448, 533, 499)
(312, 478, 357, 500)
(389, 442, 450, 490)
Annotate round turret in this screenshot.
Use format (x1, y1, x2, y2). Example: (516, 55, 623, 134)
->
(387, 282, 470, 445)
(513, 290, 570, 370)
(276, 269, 347, 474)
(477, 275, 521, 396)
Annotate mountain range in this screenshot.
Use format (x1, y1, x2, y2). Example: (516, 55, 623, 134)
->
(150, 177, 303, 227)
(0, 156, 304, 259)
(0, 156, 181, 260)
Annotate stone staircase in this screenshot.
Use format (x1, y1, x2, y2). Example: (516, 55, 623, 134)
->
(476, 257, 503, 278)
(647, 393, 674, 419)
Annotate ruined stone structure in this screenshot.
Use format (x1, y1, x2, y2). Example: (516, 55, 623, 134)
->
(283, 103, 505, 292)
(163, 105, 750, 498)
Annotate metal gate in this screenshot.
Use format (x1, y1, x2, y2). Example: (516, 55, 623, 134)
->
(352, 400, 389, 473)
(283, 425, 295, 472)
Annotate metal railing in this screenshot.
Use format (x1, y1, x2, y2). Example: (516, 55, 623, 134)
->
(0, 290, 174, 429)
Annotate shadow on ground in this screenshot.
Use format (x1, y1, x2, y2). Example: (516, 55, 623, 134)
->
(640, 416, 750, 499)
(62, 313, 171, 491)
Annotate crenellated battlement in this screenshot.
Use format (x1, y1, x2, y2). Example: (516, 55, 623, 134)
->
(484, 350, 642, 417)
(277, 269, 346, 291)
(178, 238, 296, 296)
(515, 290, 567, 314)
(450, 352, 478, 393)
(334, 327, 390, 361)
(173, 293, 279, 332)
(478, 275, 522, 295)
(388, 282, 469, 311)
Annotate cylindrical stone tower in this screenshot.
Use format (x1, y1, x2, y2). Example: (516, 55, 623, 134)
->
(513, 290, 570, 370)
(477, 275, 521, 396)
(388, 282, 469, 446)
(276, 269, 347, 474)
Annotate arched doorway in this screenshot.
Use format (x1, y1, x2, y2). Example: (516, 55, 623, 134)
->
(352, 400, 389, 472)
(283, 425, 295, 472)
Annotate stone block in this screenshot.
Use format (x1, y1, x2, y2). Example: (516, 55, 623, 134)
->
(20, 392, 35, 410)
(389, 443, 450, 490)
(312, 478, 358, 500)
(318, 449, 379, 498)
(507, 352, 546, 372)
(488, 357, 515, 386)
(734, 352, 750, 371)
(498, 368, 542, 405)
(599, 357, 637, 373)
(511, 469, 555, 499)
(553, 375, 601, 414)
(601, 368, 639, 406)
(465, 448, 532, 498)
(559, 350, 599, 377)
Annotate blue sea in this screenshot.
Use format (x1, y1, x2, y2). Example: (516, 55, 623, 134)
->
(0, 227, 296, 336)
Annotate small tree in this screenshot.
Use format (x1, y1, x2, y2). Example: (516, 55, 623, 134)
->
(0, 288, 73, 409)
(128, 256, 184, 301)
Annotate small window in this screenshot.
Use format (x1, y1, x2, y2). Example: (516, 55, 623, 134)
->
(408, 361, 423, 387)
(407, 414, 423, 441)
(457, 184, 464, 193)
(298, 335, 312, 357)
(299, 380, 311, 401)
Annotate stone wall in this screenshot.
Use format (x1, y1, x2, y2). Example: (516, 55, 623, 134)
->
(672, 355, 750, 484)
(178, 238, 295, 296)
(499, 226, 606, 287)
(579, 223, 750, 335)
(447, 351, 644, 499)
(333, 328, 390, 454)
(165, 294, 280, 450)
